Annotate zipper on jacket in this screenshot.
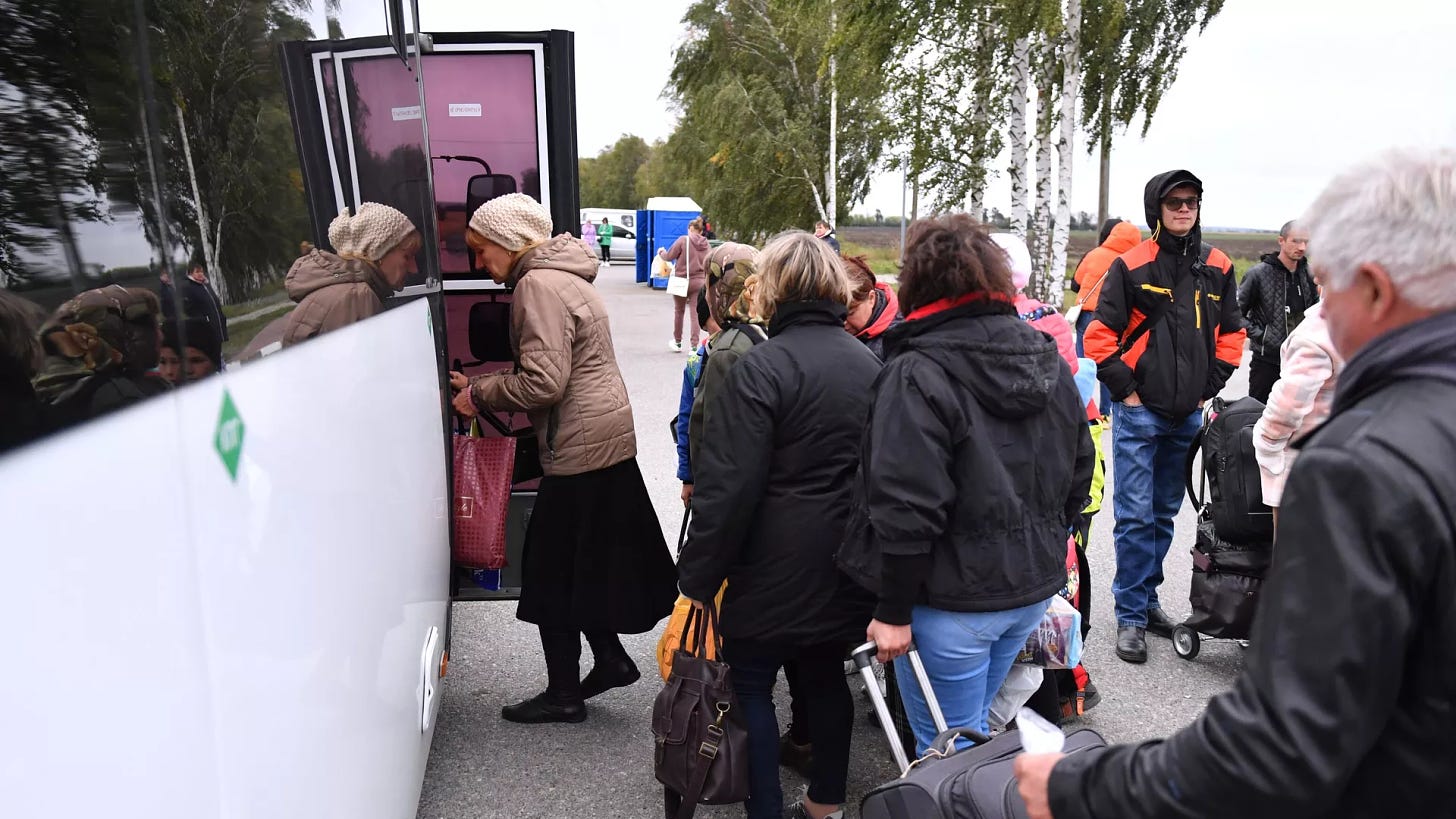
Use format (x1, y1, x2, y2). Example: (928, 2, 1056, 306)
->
(546, 406, 559, 460)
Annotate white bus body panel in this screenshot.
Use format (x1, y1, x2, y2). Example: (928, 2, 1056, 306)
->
(1, 299, 450, 818)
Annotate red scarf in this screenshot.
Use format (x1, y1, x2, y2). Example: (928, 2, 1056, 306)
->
(905, 290, 1013, 322)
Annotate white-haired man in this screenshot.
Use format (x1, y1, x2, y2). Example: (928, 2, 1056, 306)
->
(1015, 147, 1456, 817)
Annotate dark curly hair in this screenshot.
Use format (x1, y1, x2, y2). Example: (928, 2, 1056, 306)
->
(897, 214, 1015, 314)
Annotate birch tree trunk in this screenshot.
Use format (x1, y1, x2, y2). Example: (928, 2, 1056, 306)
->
(1032, 35, 1056, 296)
(1008, 35, 1031, 239)
(826, 1, 837, 228)
(176, 101, 228, 304)
(1050, 0, 1081, 303)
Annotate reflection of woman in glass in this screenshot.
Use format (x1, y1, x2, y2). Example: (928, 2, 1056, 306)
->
(281, 203, 420, 347)
(448, 193, 677, 725)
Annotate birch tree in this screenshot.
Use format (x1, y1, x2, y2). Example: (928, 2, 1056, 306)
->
(1049, 0, 1081, 301)
(1007, 35, 1032, 238)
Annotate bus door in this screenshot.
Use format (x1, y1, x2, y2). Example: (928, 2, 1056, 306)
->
(281, 30, 582, 603)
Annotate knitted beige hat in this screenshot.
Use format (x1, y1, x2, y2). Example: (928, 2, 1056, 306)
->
(468, 193, 554, 252)
(328, 203, 417, 261)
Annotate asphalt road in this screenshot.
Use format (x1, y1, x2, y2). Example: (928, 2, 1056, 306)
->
(416, 264, 1248, 818)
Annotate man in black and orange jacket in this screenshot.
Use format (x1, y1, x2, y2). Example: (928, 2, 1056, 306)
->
(1084, 169, 1246, 664)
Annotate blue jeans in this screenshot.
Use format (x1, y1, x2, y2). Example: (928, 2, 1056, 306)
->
(893, 601, 1049, 756)
(721, 641, 852, 819)
(1110, 402, 1201, 627)
(1074, 311, 1111, 413)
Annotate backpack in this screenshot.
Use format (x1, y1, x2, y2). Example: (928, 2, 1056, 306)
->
(1184, 395, 1275, 545)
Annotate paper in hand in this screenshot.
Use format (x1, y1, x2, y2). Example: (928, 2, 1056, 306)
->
(1016, 707, 1066, 754)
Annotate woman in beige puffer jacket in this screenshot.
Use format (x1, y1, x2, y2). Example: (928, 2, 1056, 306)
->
(281, 203, 419, 347)
(448, 193, 677, 726)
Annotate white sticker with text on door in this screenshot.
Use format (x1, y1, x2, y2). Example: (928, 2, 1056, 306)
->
(449, 103, 482, 117)
(391, 105, 421, 121)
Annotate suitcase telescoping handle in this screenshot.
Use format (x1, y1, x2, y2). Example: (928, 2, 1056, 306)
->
(851, 641, 994, 775)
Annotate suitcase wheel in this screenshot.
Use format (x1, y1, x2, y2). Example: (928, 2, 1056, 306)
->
(1173, 625, 1201, 660)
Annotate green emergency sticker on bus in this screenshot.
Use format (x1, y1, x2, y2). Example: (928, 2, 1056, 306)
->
(214, 390, 245, 482)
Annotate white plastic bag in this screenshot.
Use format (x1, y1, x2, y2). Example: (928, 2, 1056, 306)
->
(1016, 595, 1083, 670)
(651, 255, 672, 281)
(987, 664, 1044, 732)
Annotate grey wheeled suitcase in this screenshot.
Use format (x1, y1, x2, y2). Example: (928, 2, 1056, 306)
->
(853, 641, 1107, 819)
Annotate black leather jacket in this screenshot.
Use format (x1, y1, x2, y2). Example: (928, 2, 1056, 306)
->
(1237, 252, 1318, 361)
(1048, 309, 1456, 819)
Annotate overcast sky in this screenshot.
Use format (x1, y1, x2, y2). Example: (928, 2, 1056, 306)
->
(316, 0, 1456, 230)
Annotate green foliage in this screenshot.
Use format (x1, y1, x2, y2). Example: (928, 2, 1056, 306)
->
(1079, 0, 1225, 146)
(663, 0, 894, 239)
(579, 134, 655, 208)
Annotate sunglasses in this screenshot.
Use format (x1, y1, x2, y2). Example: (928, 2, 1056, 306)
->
(1162, 196, 1201, 211)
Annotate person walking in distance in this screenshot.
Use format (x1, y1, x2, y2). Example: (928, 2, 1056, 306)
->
(1082, 170, 1246, 664)
(597, 217, 613, 264)
(1238, 221, 1318, 402)
(1015, 147, 1456, 819)
(660, 218, 711, 353)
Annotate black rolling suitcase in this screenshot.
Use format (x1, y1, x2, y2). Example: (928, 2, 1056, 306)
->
(853, 641, 1106, 819)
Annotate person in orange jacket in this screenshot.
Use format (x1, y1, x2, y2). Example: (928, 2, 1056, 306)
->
(1082, 170, 1245, 664)
(1072, 220, 1142, 412)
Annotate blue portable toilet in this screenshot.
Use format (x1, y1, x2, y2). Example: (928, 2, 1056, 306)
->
(635, 196, 703, 286)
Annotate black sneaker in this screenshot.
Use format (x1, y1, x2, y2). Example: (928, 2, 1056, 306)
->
(778, 727, 814, 778)
(784, 802, 842, 819)
(500, 692, 587, 724)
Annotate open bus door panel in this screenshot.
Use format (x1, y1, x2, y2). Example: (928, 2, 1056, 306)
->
(280, 30, 580, 604)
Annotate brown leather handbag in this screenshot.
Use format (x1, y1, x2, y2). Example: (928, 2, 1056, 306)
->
(652, 604, 748, 819)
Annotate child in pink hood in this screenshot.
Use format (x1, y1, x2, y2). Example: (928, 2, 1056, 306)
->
(1253, 300, 1344, 510)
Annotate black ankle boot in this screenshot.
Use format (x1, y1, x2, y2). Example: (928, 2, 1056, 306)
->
(501, 691, 587, 724)
(580, 655, 640, 700)
(1115, 626, 1148, 664)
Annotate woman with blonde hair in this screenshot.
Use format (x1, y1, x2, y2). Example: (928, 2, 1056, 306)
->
(660, 217, 711, 352)
(449, 193, 677, 724)
(282, 202, 421, 346)
(678, 230, 880, 819)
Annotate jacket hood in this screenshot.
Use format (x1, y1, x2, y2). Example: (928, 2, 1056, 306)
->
(1334, 309, 1456, 410)
(687, 232, 711, 255)
(893, 304, 1063, 419)
(1144, 169, 1203, 255)
(510, 233, 599, 286)
(286, 250, 392, 303)
(1104, 221, 1142, 254)
(1259, 251, 1308, 273)
(768, 299, 847, 337)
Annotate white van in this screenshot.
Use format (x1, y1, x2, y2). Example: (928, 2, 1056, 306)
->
(580, 207, 638, 264)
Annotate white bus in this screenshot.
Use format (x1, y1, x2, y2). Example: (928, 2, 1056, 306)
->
(2, 2, 581, 815)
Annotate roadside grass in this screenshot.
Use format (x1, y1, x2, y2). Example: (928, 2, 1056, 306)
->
(222, 278, 287, 318)
(840, 241, 900, 276)
(221, 308, 291, 361)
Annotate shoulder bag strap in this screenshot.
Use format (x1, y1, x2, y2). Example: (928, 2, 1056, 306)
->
(1184, 425, 1207, 509)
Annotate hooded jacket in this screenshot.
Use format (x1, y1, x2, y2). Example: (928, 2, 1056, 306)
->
(1071, 221, 1142, 312)
(470, 234, 636, 477)
(1048, 308, 1456, 819)
(837, 298, 1095, 622)
(1253, 303, 1343, 506)
(281, 249, 394, 347)
(1084, 170, 1246, 419)
(678, 300, 881, 645)
(1238, 251, 1319, 361)
(662, 232, 712, 284)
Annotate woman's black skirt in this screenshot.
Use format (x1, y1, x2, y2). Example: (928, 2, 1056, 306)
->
(516, 457, 679, 634)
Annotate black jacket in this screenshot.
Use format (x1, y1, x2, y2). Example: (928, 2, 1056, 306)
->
(678, 300, 880, 645)
(1084, 170, 1246, 419)
(1049, 309, 1456, 819)
(837, 299, 1095, 623)
(165, 277, 229, 341)
(1237, 252, 1318, 361)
